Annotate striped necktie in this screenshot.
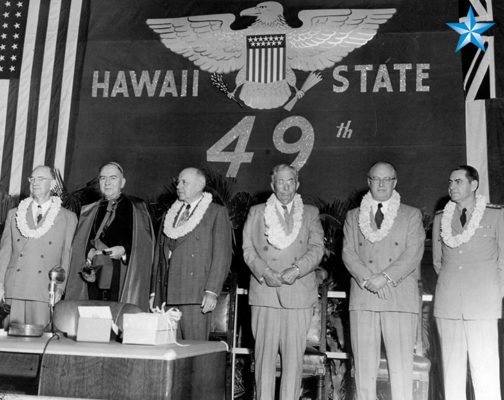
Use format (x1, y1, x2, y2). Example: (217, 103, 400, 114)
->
(176, 204, 191, 227)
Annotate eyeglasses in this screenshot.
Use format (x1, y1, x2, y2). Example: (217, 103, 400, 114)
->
(368, 176, 396, 184)
(27, 177, 52, 183)
(99, 175, 119, 182)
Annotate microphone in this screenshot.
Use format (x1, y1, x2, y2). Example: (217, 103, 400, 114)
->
(48, 266, 65, 308)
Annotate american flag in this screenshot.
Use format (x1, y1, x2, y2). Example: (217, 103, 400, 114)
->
(246, 34, 285, 84)
(0, 0, 88, 195)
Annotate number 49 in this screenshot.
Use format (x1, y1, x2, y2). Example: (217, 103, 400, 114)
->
(206, 116, 315, 177)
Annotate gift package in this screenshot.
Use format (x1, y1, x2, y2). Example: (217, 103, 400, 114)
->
(122, 308, 181, 345)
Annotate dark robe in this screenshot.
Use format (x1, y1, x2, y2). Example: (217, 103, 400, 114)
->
(65, 195, 154, 311)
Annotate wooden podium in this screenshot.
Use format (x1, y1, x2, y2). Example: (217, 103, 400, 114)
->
(0, 333, 227, 400)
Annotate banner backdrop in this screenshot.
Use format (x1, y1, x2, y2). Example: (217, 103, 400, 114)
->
(66, 0, 465, 212)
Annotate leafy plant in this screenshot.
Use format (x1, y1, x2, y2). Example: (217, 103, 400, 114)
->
(0, 190, 20, 236)
(51, 168, 100, 215)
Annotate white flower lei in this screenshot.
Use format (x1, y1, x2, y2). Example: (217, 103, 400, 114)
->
(264, 193, 303, 250)
(440, 194, 486, 248)
(358, 190, 401, 243)
(15, 196, 62, 239)
(163, 192, 212, 239)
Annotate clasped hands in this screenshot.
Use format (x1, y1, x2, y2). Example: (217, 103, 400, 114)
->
(364, 273, 390, 299)
(262, 266, 299, 287)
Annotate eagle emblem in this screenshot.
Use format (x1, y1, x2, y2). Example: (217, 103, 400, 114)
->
(147, 2, 395, 110)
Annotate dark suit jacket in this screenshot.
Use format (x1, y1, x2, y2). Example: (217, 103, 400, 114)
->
(0, 205, 77, 302)
(242, 203, 324, 309)
(151, 202, 232, 306)
(342, 203, 425, 313)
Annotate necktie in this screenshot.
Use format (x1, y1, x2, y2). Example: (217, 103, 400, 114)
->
(282, 205, 293, 233)
(36, 205, 43, 225)
(460, 208, 467, 227)
(176, 204, 191, 227)
(375, 203, 384, 229)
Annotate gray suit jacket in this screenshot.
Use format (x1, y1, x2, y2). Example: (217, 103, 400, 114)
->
(0, 205, 77, 302)
(242, 203, 324, 309)
(342, 203, 425, 313)
(433, 205, 504, 319)
(152, 202, 232, 305)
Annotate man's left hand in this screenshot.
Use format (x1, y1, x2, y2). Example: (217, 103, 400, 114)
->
(201, 292, 218, 314)
(365, 273, 388, 293)
(280, 266, 299, 285)
(104, 246, 126, 260)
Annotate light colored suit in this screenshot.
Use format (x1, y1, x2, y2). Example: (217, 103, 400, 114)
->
(342, 203, 425, 400)
(243, 203, 324, 400)
(152, 202, 232, 340)
(0, 204, 77, 325)
(433, 205, 504, 400)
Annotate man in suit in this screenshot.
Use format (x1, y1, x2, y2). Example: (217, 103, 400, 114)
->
(66, 162, 154, 311)
(242, 164, 324, 400)
(433, 165, 503, 400)
(342, 161, 425, 400)
(0, 166, 77, 327)
(151, 167, 232, 340)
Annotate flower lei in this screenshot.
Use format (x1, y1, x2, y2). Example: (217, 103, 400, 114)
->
(15, 196, 62, 239)
(440, 194, 486, 248)
(163, 192, 212, 239)
(358, 190, 401, 243)
(264, 193, 303, 249)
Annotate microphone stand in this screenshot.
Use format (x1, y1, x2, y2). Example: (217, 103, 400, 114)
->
(48, 266, 65, 334)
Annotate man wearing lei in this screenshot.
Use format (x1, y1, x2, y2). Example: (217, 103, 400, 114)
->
(342, 161, 425, 400)
(433, 165, 504, 400)
(242, 164, 324, 400)
(150, 167, 232, 340)
(0, 166, 77, 328)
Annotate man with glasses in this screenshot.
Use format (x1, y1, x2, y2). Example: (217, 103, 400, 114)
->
(150, 167, 232, 340)
(342, 161, 425, 400)
(0, 166, 77, 327)
(433, 165, 504, 400)
(66, 162, 154, 311)
(242, 164, 324, 400)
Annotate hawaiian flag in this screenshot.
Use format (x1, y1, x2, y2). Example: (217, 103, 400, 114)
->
(246, 34, 285, 84)
(0, 0, 88, 195)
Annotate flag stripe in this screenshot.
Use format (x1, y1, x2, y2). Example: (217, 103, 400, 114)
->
(0, 80, 9, 183)
(9, 0, 41, 195)
(45, 0, 72, 169)
(20, 0, 51, 194)
(32, 0, 62, 169)
(0, 80, 19, 188)
(54, 0, 84, 176)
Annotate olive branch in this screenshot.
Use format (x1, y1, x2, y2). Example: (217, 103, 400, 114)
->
(210, 73, 243, 109)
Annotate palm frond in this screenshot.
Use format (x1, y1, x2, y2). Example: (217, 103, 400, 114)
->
(0, 190, 19, 235)
(51, 168, 100, 215)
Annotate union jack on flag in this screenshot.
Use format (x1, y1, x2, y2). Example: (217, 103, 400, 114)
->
(246, 34, 285, 84)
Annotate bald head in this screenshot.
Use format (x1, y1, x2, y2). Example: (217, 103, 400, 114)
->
(367, 161, 397, 202)
(368, 162, 396, 178)
(176, 168, 206, 203)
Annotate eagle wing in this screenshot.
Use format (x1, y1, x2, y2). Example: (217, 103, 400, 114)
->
(287, 9, 396, 71)
(146, 14, 246, 74)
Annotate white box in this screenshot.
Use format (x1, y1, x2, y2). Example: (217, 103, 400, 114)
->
(76, 306, 112, 343)
(122, 313, 177, 345)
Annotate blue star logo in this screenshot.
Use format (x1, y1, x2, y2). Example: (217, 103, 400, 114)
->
(446, 6, 494, 52)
